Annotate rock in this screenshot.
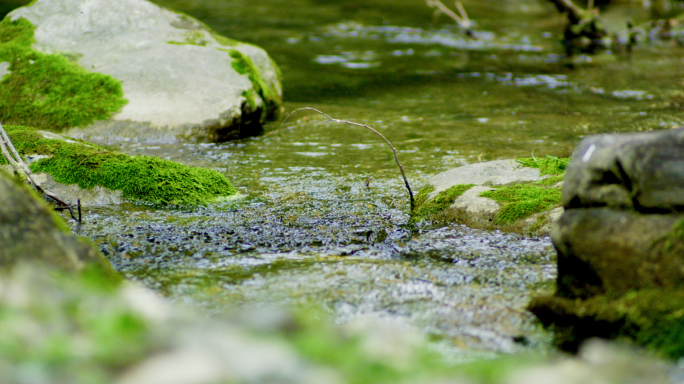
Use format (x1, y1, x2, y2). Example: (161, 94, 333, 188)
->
(2, 125, 237, 207)
(2, 129, 124, 205)
(451, 185, 501, 217)
(531, 128, 684, 358)
(412, 159, 565, 236)
(552, 208, 684, 299)
(0, 168, 112, 271)
(506, 339, 673, 384)
(7, 0, 282, 143)
(563, 127, 684, 211)
(426, 159, 548, 201)
(32, 171, 124, 205)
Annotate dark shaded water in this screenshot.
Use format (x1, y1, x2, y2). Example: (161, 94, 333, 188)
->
(65, 0, 684, 357)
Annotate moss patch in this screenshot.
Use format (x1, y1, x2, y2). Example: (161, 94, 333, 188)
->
(224, 48, 281, 119)
(529, 288, 684, 358)
(0, 17, 127, 131)
(166, 30, 210, 46)
(410, 184, 474, 223)
(0, 264, 151, 383)
(480, 155, 568, 226)
(288, 307, 541, 384)
(517, 156, 570, 176)
(481, 182, 563, 225)
(0, 125, 236, 207)
(664, 218, 684, 251)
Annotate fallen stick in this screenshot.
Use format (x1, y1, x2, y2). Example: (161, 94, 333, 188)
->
(280, 107, 415, 210)
(0, 122, 82, 227)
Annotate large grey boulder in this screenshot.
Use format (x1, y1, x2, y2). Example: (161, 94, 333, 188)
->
(8, 0, 282, 143)
(552, 127, 684, 298)
(532, 128, 684, 356)
(553, 208, 684, 299)
(563, 127, 684, 211)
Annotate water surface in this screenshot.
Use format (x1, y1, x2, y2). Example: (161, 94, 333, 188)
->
(73, 0, 684, 357)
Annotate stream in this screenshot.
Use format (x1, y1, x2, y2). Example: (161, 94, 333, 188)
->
(70, 0, 684, 359)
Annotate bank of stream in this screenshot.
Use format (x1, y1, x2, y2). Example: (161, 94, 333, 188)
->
(65, 0, 684, 360)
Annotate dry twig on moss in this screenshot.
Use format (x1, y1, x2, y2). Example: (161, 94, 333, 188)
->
(0, 122, 82, 226)
(280, 107, 415, 210)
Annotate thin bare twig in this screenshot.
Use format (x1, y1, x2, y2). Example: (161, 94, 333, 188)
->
(0, 123, 81, 225)
(426, 0, 474, 36)
(280, 107, 415, 210)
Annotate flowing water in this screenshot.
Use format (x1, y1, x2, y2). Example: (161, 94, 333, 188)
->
(69, 0, 684, 358)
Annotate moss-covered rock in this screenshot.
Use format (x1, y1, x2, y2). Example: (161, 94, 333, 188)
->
(410, 157, 567, 236)
(409, 184, 474, 223)
(0, 17, 127, 130)
(530, 129, 684, 359)
(529, 288, 684, 358)
(5, 0, 283, 143)
(0, 125, 237, 207)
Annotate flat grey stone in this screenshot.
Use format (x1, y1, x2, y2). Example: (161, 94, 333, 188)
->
(35, 172, 124, 206)
(10, 0, 282, 143)
(450, 185, 500, 216)
(427, 159, 546, 200)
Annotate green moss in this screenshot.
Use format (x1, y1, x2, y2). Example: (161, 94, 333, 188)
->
(2, 125, 237, 207)
(0, 264, 152, 382)
(530, 288, 684, 358)
(242, 88, 258, 109)
(517, 156, 570, 176)
(664, 218, 684, 251)
(167, 30, 209, 46)
(410, 184, 474, 223)
(210, 31, 239, 47)
(481, 182, 562, 225)
(288, 307, 542, 384)
(224, 48, 281, 118)
(0, 18, 127, 131)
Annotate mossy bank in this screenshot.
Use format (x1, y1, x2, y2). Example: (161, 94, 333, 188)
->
(411, 157, 568, 236)
(0, 125, 237, 207)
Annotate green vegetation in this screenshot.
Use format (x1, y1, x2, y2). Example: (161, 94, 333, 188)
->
(0, 17, 127, 131)
(480, 182, 563, 225)
(530, 288, 684, 359)
(225, 48, 282, 118)
(166, 30, 210, 46)
(288, 308, 540, 384)
(0, 264, 150, 384)
(209, 30, 239, 47)
(0, 262, 548, 384)
(516, 156, 570, 176)
(410, 184, 474, 223)
(664, 218, 684, 251)
(0, 125, 237, 207)
(411, 156, 568, 227)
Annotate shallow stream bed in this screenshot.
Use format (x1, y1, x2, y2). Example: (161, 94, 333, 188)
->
(68, 0, 684, 359)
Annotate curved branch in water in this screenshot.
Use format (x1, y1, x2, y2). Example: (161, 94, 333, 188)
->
(280, 107, 415, 210)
